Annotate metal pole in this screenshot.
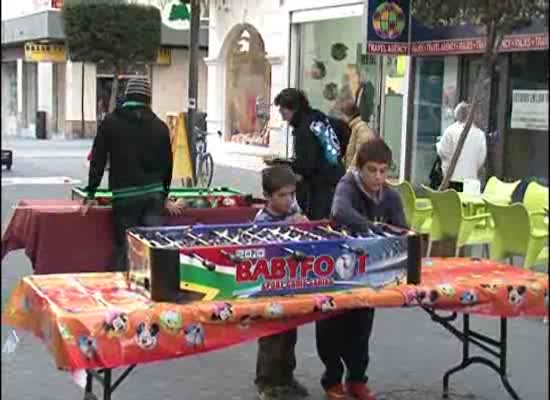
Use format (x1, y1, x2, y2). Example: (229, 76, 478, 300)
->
(187, 0, 201, 185)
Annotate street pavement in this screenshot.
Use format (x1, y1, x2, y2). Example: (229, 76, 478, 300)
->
(1, 139, 548, 400)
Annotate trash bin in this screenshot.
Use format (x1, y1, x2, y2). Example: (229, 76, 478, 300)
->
(36, 111, 47, 139)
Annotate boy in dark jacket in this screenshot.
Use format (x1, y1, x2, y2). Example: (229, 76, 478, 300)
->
(254, 165, 309, 400)
(318, 139, 407, 400)
(82, 78, 183, 270)
(274, 89, 345, 220)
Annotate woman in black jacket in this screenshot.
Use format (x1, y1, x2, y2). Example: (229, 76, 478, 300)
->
(274, 89, 345, 220)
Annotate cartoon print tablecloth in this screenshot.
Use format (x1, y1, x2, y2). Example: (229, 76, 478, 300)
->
(2, 258, 548, 372)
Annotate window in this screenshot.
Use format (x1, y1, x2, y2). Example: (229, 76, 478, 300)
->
(504, 51, 549, 182)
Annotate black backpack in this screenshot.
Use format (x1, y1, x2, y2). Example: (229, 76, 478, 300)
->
(327, 116, 351, 161)
(510, 178, 538, 203)
(429, 156, 443, 190)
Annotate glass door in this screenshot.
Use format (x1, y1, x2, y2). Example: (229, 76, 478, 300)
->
(379, 55, 407, 179)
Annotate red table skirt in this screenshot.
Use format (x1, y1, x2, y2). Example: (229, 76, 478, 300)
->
(1, 200, 261, 274)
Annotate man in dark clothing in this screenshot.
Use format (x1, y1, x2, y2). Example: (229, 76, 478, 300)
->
(274, 88, 345, 220)
(318, 139, 407, 400)
(82, 78, 183, 271)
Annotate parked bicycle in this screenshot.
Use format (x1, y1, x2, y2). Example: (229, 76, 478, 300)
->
(193, 126, 214, 188)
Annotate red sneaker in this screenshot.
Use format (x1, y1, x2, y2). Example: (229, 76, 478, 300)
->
(325, 384, 348, 400)
(346, 382, 377, 400)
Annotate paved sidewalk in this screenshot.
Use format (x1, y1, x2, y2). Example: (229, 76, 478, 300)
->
(2, 135, 268, 172)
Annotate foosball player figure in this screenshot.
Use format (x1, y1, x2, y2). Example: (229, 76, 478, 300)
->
(254, 165, 309, 400)
(317, 139, 408, 400)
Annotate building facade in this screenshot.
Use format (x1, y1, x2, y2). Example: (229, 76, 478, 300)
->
(206, 0, 548, 184)
(1, 0, 209, 139)
(206, 0, 409, 179)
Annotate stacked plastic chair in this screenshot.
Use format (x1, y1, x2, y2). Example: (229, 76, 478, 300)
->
(423, 186, 494, 257)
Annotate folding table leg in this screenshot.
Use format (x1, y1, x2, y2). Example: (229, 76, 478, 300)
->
(424, 310, 522, 400)
(83, 365, 136, 400)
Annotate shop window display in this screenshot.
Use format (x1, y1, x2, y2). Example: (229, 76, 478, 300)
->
(298, 17, 378, 126)
(225, 28, 271, 147)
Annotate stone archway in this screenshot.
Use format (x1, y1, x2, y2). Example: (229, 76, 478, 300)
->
(222, 23, 271, 146)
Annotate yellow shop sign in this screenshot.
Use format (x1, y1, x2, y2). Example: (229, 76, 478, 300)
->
(25, 43, 66, 63)
(156, 48, 171, 65)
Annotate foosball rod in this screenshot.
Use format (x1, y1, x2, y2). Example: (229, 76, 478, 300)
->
(214, 230, 243, 245)
(317, 225, 351, 238)
(239, 228, 270, 243)
(183, 230, 211, 246)
(288, 226, 323, 241)
(259, 227, 300, 242)
(155, 232, 184, 249)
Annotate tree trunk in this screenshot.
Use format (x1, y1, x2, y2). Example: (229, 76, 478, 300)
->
(438, 71, 487, 190)
(108, 72, 120, 112)
(438, 24, 501, 190)
(80, 62, 86, 138)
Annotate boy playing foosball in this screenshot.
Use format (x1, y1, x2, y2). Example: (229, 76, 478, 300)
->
(254, 165, 309, 400)
(317, 139, 407, 400)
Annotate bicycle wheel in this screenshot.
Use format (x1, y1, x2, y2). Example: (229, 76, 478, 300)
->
(195, 138, 207, 156)
(196, 153, 214, 188)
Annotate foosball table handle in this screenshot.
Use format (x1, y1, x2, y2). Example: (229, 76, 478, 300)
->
(220, 250, 243, 264)
(340, 244, 368, 257)
(283, 248, 307, 261)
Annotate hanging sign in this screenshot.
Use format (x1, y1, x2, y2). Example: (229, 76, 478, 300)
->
(366, 0, 410, 54)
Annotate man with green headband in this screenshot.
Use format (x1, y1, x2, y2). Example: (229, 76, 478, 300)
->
(82, 77, 183, 271)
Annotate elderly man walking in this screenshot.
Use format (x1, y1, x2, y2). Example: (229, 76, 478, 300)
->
(436, 101, 487, 185)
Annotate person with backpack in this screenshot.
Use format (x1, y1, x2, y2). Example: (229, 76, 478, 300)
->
(274, 88, 345, 220)
(339, 100, 376, 170)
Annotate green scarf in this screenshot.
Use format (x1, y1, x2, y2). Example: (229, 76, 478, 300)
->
(122, 101, 148, 108)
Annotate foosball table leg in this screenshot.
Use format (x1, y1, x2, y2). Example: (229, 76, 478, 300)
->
(83, 365, 136, 400)
(84, 371, 96, 400)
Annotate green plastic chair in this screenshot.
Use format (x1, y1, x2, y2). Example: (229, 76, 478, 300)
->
(423, 186, 494, 257)
(483, 177, 520, 201)
(388, 181, 432, 234)
(485, 201, 548, 269)
(523, 182, 549, 232)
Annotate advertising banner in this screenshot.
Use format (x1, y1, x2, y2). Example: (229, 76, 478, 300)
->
(363, 0, 549, 56)
(511, 90, 549, 131)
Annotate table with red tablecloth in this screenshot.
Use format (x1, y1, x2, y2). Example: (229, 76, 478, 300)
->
(1, 199, 261, 274)
(2, 258, 548, 400)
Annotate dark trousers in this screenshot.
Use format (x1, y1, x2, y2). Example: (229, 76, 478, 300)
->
(111, 192, 166, 271)
(255, 329, 297, 388)
(316, 308, 375, 389)
(297, 181, 337, 220)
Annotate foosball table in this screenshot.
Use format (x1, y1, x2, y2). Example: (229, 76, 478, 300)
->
(127, 221, 422, 303)
(71, 186, 261, 208)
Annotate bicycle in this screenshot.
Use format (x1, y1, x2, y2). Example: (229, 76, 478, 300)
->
(193, 126, 214, 188)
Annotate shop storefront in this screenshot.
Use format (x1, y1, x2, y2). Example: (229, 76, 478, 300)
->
(405, 19, 549, 186)
(289, 2, 411, 179)
(206, 0, 411, 173)
(1, 3, 208, 139)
